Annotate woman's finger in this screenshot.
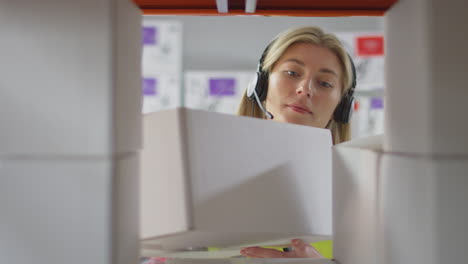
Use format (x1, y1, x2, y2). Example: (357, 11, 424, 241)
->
(290, 239, 322, 258)
(240, 246, 295, 258)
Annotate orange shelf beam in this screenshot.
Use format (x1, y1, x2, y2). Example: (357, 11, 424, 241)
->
(135, 0, 397, 16)
(142, 9, 386, 17)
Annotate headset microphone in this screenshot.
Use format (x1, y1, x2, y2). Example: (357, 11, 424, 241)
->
(247, 74, 274, 119)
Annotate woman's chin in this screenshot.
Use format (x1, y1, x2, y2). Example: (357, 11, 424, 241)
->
(279, 115, 316, 127)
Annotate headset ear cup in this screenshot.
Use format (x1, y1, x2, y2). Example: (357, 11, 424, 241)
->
(333, 98, 345, 123)
(256, 71, 269, 101)
(342, 95, 354, 124)
(247, 72, 260, 100)
(333, 93, 354, 124)
(333, 53, 357, 124)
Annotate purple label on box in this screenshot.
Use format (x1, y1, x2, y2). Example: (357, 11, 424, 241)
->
(209, 78, 236, 96)
(142, 78, 157, 96)
(370, 97, 384, 109)
(142, 26, 158, 45)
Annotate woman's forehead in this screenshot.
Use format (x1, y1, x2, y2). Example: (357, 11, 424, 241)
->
(280, 43, 341, 68)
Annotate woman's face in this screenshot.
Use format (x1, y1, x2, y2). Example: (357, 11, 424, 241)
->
(265, 42, 343, 128)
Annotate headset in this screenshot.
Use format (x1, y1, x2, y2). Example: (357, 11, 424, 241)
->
(246, 40, 357, 124)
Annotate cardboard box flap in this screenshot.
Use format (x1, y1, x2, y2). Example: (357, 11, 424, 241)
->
(141, 107, 334, 251)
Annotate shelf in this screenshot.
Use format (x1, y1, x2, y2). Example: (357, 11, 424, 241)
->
(134, 0, 398, 16)
(355, 89, 384, 97)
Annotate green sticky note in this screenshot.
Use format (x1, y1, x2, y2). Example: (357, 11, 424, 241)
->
(311, 240, 333, 259)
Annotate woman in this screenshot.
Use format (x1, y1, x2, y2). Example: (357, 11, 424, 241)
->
(237, 26, 356, 258)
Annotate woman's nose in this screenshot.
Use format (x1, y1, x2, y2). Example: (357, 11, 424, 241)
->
(296, 79, 314, 97)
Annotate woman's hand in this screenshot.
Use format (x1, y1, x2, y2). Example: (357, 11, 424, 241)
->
(240, 239, 322, 258)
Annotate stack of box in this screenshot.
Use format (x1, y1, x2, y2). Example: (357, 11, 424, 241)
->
(184, 71, 254, 115)
(333, 0, 468, 263)
(142, 19, 182, 113)
(0, 1, 142, 264)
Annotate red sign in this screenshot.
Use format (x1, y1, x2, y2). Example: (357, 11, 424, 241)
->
(356, 36, 384, 57)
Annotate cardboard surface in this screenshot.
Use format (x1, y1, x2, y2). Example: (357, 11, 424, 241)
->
(0, 158, 112, 264)
(113, 153, 140, 264)
(381, 154, 468, 264)
(333, 133, 468, 264)
(140, 108, 333, 251)
(140, 109, 191, 240)
(113, 0, 142, 154)
(385, 0, 468, 155)
(333, 134, 383, 264)
(0, 0, 141, 155)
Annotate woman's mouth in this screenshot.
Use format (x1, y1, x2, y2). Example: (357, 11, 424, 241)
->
(286, 104, 312, 114)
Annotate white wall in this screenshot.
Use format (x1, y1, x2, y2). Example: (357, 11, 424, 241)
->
(145, 15, 384, 71)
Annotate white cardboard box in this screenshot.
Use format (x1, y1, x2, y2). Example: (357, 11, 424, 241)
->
(333, 134, 468, 264)
(0, 155, 140, 264)
(113, 154, 140, 264)
(380, 154, 468, 264)
(333, 134, 383, 264)
(385, 0, 468, 155)
(0, 159, 112, 264)
(140, 108, 333, 252)
(0, 0, 141, 156)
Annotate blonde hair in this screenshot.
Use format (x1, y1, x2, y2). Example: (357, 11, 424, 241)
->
(237, 26, 353, 144)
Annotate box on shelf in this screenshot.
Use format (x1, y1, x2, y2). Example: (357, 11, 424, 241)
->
(140, 108, 333, 252)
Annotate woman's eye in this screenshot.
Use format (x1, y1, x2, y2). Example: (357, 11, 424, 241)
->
(318, 81, 333, 88)
(285, 70, 299, 77)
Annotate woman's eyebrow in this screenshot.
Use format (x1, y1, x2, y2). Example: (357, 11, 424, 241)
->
(283, 58, 305, 66)
(283, 58, 339, 77)
(319, 68, 338, 77)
